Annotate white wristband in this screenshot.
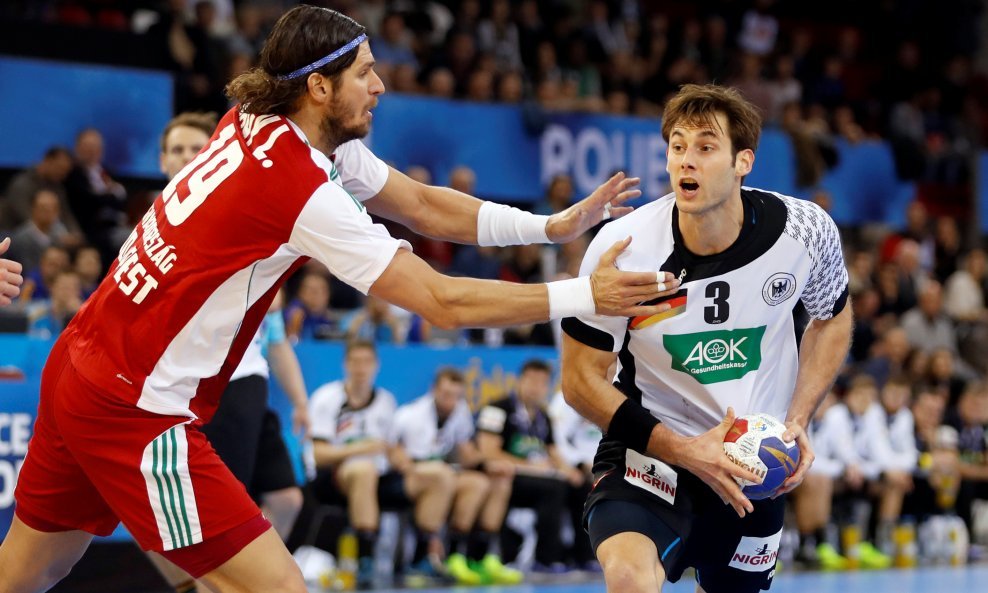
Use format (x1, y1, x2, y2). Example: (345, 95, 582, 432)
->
(477, 201, 550, 247)
(546, 276, 596, 319)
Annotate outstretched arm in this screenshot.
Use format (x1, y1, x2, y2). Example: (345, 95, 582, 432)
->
(365, 168, 640, 245)
(369, 239, 678, 328)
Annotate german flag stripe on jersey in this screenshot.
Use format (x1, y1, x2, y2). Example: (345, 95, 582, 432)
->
(629, 289, 688, 330)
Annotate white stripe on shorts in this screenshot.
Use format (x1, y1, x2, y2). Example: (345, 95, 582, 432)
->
(140, 423, 203, 550)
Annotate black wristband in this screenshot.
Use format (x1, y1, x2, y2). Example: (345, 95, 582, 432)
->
(608, 399, 660, 453)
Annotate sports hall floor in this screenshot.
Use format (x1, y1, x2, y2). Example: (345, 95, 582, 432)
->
(353, 564, 988, 593)
(45, 542, 988, 592)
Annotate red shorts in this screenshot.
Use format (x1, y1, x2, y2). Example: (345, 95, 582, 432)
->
(14, 337, 270, 577)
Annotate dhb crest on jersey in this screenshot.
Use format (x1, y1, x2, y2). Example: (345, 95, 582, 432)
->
(762, 272, 796, 306)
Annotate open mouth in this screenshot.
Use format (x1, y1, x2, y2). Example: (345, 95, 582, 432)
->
(679, 178, 699, 196)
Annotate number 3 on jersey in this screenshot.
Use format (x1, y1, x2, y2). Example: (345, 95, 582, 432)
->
(162, 124, 244, 226)
(704, 281, 730, 324)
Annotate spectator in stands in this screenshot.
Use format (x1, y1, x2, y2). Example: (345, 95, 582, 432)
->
(534, 174, 575, 216)
(497, 71, 525, 103)
(426, 67, 456, 98)
(934, 216, 962, 283)
(309, 340, 453, 587)
(146, 0, 225, 113)
(849, 286, 880, 363)
(27, 269, 82, 339)
(372, 12, 417, 70)
(390, 368, 522, 585)
(476, 359, 585, 572)
(728, 53, 773, 117)
(2, 146, 77, 233)
(947, 382, 988, 534)
(874, 257, 917, 318)
(737, 0, 778, 56)
(19, 244, 69, 303)
(477, 0, 522, 72)
(65, 128, 129, 265)
(766, 54, 802, 124)
(6, 189, 78, 275)
(73, 245, 102, 299)
(926, 348, 968, 406)
(583, 0, 629, 63)
(285, 271, 341, 342)
(0, 237, 24, 306)
(944, 248, 987, 322)
(342, 294, 406, 344)
(901, 280, 959, 355)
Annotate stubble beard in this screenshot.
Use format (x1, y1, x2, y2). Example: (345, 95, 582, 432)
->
(321, 97, 370, 149)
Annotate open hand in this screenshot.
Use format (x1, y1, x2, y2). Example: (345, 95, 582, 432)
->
(545, 172, 641, 243)
(590, 237, 680, 317)
(672, 407, 761, 517)
(772, 421, 813, 497)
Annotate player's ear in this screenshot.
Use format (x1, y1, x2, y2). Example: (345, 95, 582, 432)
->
(735, 148, 754, 177)
(306, 72, 332, 104)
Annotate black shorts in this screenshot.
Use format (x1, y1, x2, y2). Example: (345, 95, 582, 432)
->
(585, 439, 785, 593)
(311, 469, 412, 511)
(201, 375, 298, 499)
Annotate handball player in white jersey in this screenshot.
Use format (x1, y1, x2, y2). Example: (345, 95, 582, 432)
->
(0, 6, 679, 593)
(561, 84, 853, 593)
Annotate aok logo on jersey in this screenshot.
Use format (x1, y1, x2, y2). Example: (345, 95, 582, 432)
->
(663, 326, 767, 384)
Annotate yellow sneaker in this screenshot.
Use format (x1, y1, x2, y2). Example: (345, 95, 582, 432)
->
(478, 554, 523, 585)
(446, 553, 483, 586)
(817, 543, 849, 570)
(858, 542, 892, 570)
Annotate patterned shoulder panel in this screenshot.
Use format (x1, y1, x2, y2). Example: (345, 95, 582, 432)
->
(780, 195, 849, 320)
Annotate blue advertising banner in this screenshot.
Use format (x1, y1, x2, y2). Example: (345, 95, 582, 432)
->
(0, 336, 556, 539)
(0, 56, 172, 178)
(369, 94, 912, 224)
(369, 94, 673, 201)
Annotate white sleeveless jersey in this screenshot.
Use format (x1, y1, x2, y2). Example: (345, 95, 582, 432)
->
(390, 394, 475, 462)
(563, 188, 849, 439)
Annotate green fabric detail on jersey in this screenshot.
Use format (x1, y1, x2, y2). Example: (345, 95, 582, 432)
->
(663, 326, 767, 384)
(329, 161, 365, 211)
(507, 434, 546, 460)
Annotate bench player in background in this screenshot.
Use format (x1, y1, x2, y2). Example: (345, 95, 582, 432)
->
(561, 84, 854, 593)
(0, 6, 678, 593)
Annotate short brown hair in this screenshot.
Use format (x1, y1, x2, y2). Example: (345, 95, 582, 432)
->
(344, 338, 376, 358)
(161, 112, 217, 151)
(226, 5, 367, 115)
(661, 84, 762, 157)
(433, 367, 465, 387)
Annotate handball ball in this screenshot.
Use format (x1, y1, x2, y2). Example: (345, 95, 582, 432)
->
(723, 413, 799, 500)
